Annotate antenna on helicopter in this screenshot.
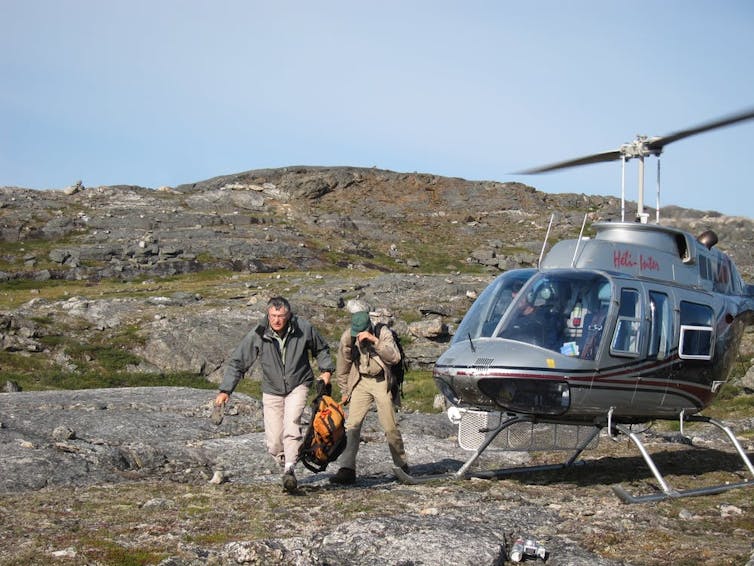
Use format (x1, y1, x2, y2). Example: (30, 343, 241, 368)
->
(517, 108, 754, 223)
(538, 213, 554, 268)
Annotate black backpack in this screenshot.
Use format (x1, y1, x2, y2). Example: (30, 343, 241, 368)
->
(373, 323, 407, 401)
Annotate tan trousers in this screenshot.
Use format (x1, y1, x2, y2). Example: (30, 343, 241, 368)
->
(340, 375, 408, 471)
(262, 383, 309, 469)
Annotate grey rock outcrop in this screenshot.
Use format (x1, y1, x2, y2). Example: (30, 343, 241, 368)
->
(2, 272, 488, 380)
(0, 387, 621, 565)
(0, 387, 265, 491)
(0, 386, 477, 493)
(3, 387, 753, 565)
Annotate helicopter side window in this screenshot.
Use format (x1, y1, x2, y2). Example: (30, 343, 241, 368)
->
(648, 291, 672, 360)
(610, 289, 641, 356)
(679, 301, 714, 360)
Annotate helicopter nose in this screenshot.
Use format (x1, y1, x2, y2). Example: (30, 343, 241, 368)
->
(477, 378, 571, 416)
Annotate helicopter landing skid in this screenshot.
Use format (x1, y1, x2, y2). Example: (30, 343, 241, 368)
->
(611, 417, 754, 504)
(394, 413, 599, 485)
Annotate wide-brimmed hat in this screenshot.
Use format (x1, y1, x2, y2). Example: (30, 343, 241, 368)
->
(351, 311, 371, 336)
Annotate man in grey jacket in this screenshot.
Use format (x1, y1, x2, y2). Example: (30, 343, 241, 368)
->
(214, 296, 334, 492)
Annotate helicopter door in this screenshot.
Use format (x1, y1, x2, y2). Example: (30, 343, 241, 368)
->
(646, 290, 675, 405)
(648, 291, 673, 361)
(610, 289, 642, 356)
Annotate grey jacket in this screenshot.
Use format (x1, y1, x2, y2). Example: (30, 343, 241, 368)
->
(220, 315, 334, 396)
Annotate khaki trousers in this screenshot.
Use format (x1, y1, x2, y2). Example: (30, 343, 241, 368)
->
(262, 383, 309, 468)
(340, 375, 407, 471)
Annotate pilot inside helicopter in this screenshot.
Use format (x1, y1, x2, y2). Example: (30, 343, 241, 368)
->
(495, 272, 612, 356)
(452, 269, 613, 358)
(500, 279, 566, 350)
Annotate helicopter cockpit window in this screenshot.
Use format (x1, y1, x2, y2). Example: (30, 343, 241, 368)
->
(452, 269, 536, 342)
(679, 301, 714, 360)
(498, 272, 611, 357)
(610, 289, 642, 357)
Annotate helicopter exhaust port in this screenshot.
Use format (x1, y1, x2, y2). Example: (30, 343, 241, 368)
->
(477, 378, 571, 416)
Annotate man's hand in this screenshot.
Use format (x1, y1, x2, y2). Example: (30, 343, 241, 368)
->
(356, 330, 377, 344)
(320, 371, 332, 385)
(214, 392, 229, 406)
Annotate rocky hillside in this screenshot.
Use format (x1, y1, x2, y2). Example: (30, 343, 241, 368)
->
(3, 166, 754, 281)
(3, 166, 754, 382)
(2, 167, 754, 565)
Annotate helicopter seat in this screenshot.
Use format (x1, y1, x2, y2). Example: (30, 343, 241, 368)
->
(578, 284, 611, 360)
(579, 308, 607, 360)
(565, 302, 587, 340)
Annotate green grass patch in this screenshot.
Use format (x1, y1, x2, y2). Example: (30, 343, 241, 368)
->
(108, 324, 148, 349)
(0, 350, 51, 374)
(10, 370, 218, 392)
(232, 378, 263, 399)
(67, 343, 143, 372)
(401, 369, 440, 413)
(0, 268, 248, 309)
(79, 539, 167, 566)
(705, 387, 754, 420)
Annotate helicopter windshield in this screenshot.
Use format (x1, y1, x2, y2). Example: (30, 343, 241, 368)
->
(493, 271, 612, 359)
(453, 269, 536, 342)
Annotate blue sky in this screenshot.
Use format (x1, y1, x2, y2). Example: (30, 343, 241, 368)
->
(2, 1, 754, 218)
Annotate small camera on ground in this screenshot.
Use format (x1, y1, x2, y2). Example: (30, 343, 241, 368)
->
(509, 537, 547, 562)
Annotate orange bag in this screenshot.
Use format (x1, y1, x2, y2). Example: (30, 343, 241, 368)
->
(299, 393, 347, 473)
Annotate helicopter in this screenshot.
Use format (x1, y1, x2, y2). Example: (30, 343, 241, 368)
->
(395, 108, 754, 503)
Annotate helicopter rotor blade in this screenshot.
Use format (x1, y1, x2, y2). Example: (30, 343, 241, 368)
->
(515, 107, 754, 175)
(646, 107, 754, 151)
(516, 149, 623, 174)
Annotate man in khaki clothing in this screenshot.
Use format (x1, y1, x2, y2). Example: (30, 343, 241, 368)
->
(330, 304, 409, 484)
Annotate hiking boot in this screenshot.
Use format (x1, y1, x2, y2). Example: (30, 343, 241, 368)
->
(282, 470, 297, 493)
(400, 464, 410, 475)
(329, 467, 356, 485)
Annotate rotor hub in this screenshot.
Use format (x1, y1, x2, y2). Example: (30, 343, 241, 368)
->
(619, 136, 662, 159)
